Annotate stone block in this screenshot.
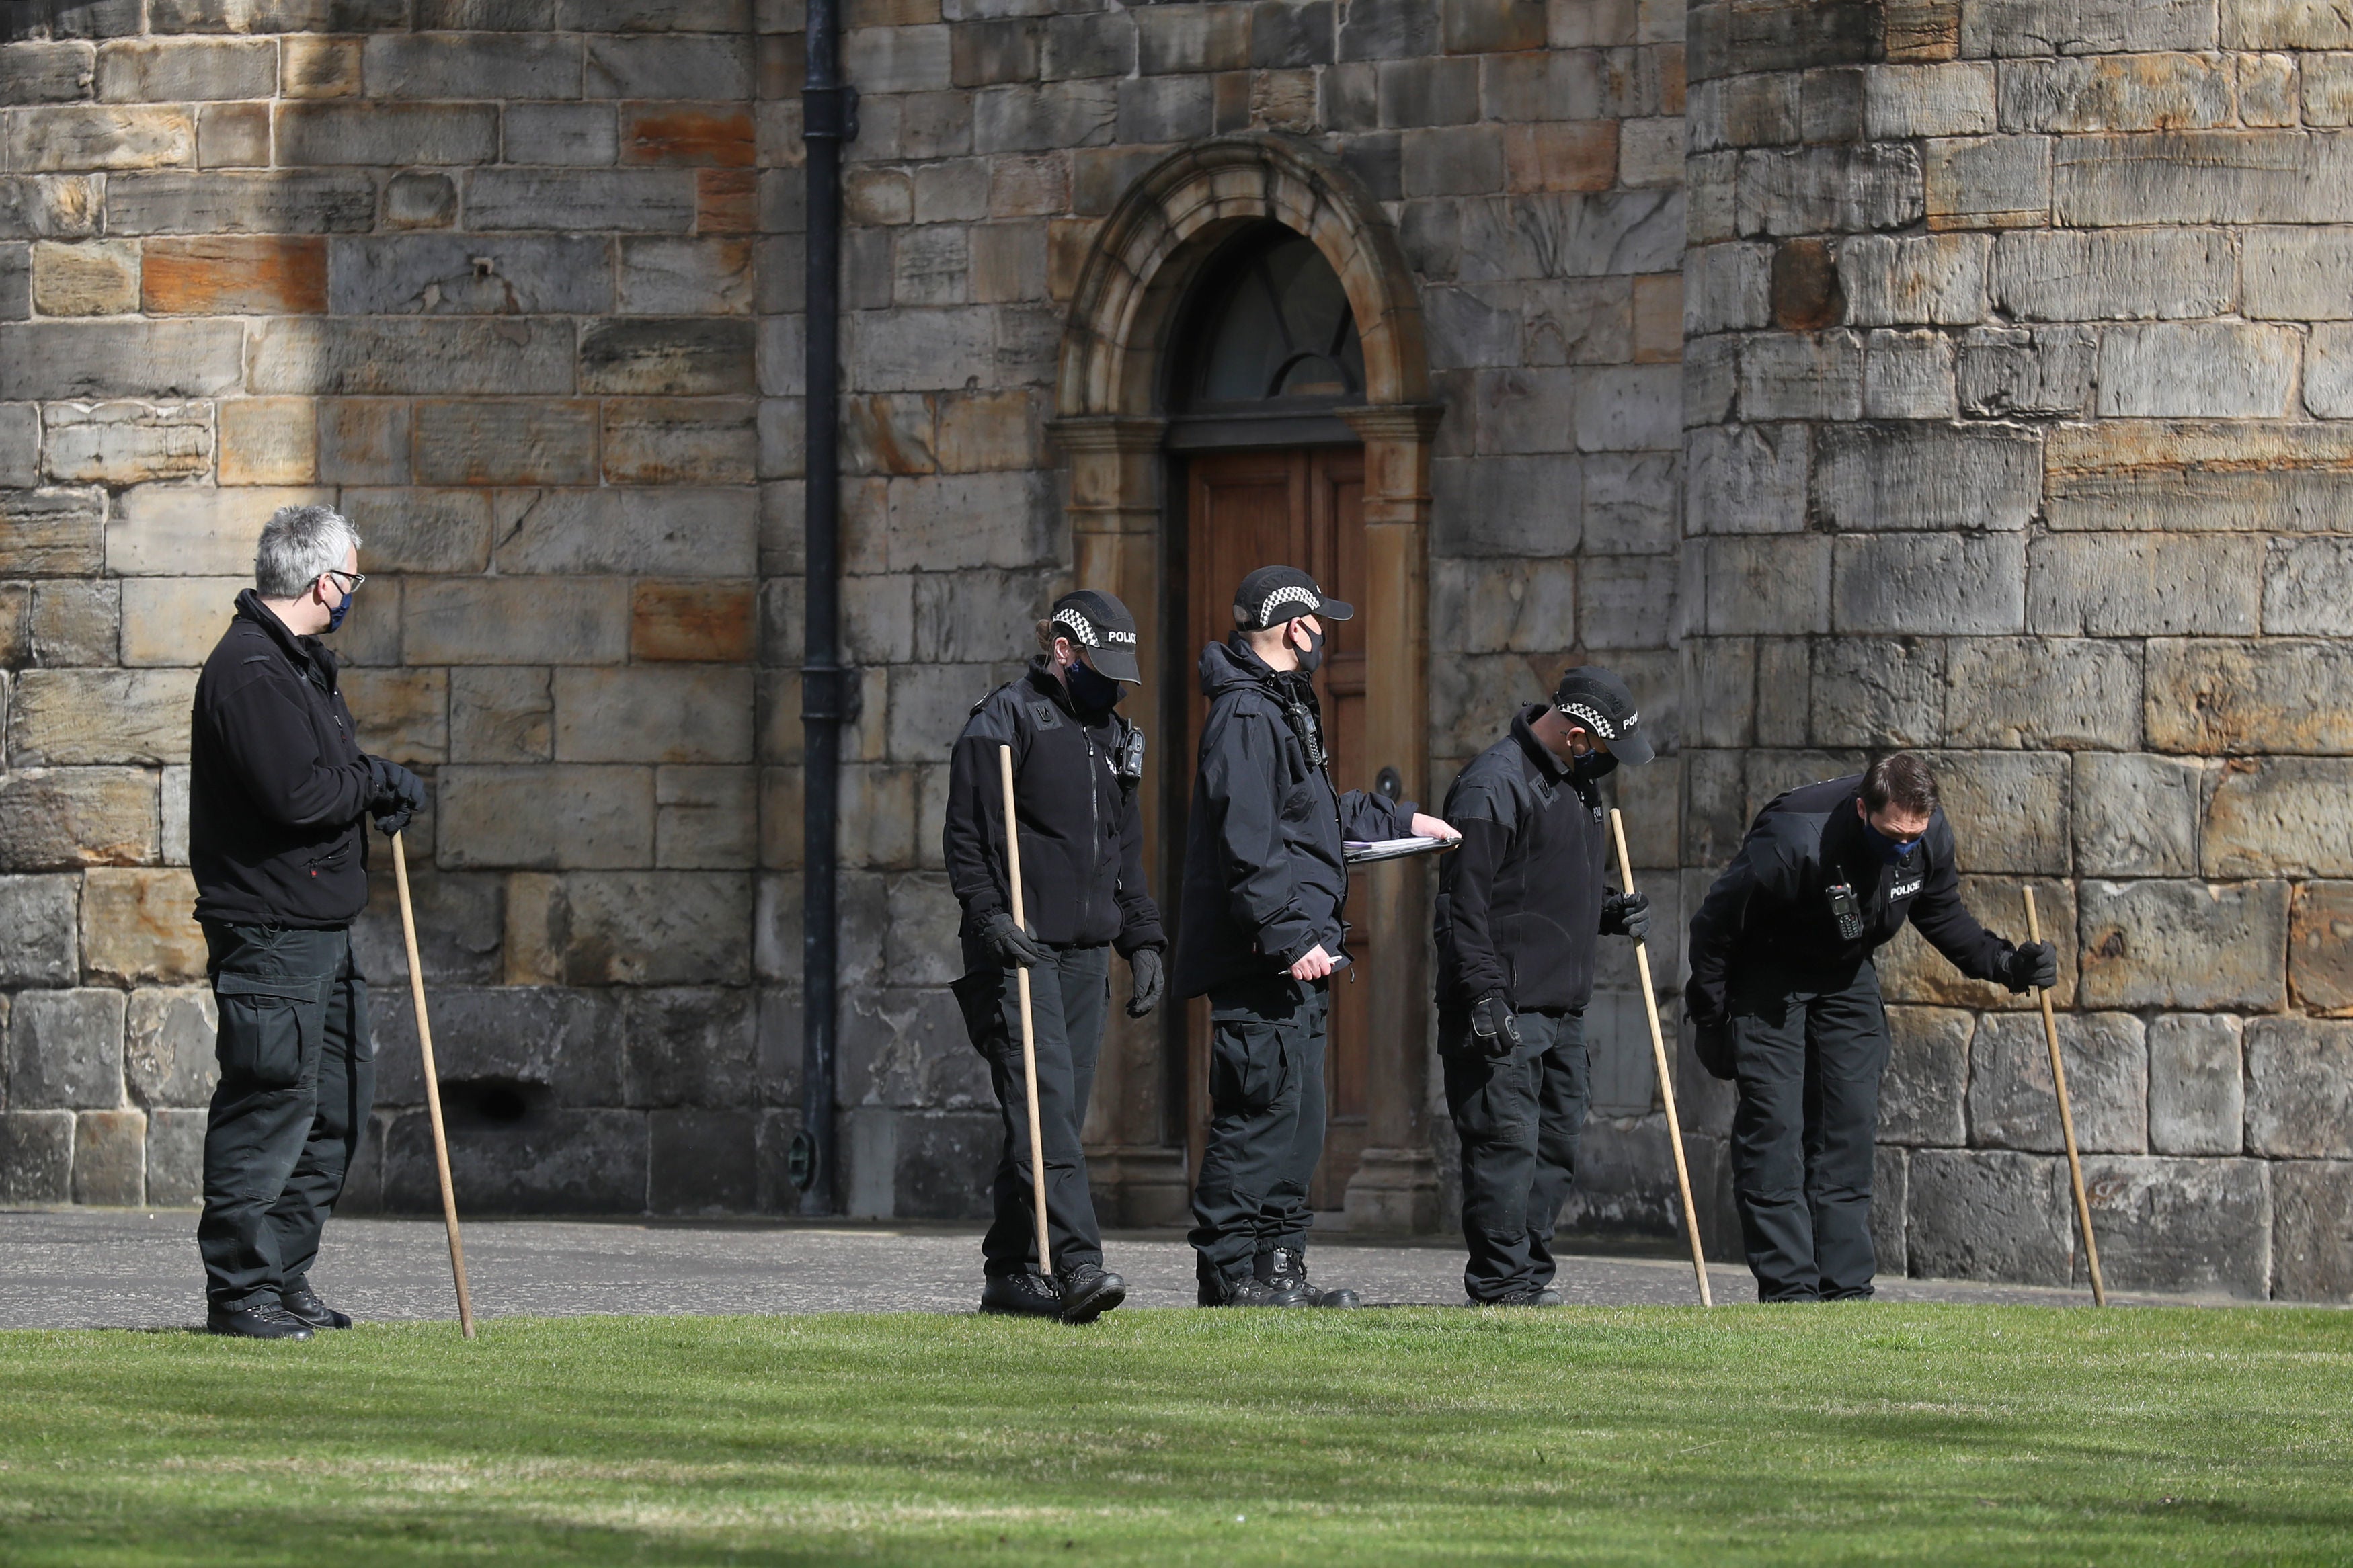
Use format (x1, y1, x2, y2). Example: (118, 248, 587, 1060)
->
(552, 667, 753, 766)
(114, 482, 338, 580)
(120, 987, 217, 1109)
(30, 239, 136, 316)
(1993, 229, 2236, 323)
(1737, 143, 1923, 237)
(579, 317, 754, 397)
(2243, 226, 2353, 320)
(1968, 1009, 2145, 1155)
(2292, 881, 2353, 1016)
(1905, 1148, 2073, 1285)
(342, 667, 447, 764)
(9, 669, 196, 766)
(196, 101, 270, 167)
(412, 399, 598, 487)
(0, 488, 100, 577)
(464, 170, 697, 235)
(1923, 134, 2048, 229)
(1701, 535, 1829, 635)
(490, 487, 755, 577)
(2147, 638, 2353, 756)
(1808, 636, 1942, 748)
(1938, 749, 2071, 875)
(0, 400, 32, 481)
(2247, 1017, 2353, 1159)
(144, 1106, 206, 1205)
(1833, 532, 2023, 636)
(5, 104, 193, 172)
(327, 235, 610, 318)
(906, 567, 1045, 663)
(94, 36, 272, 100)
(370, 983, 621, 1108)
(448, 668, 553, 765)
(403, 577, 631, 667)
(353, 864, 502, 987)
(280, 34, 358, 97)
(622, 986, 756, 1109)
(2204, 758, 2353, 880)
(1585, 451, 1679, 555)
(2273, 1160, 2353, 1300)
(42, 400, 209, 485)
(438, 766, 653, 869)
(2078, 878, 2290, 1013)
(2080, 1155, 2270, 1298)
(1862, 330, 1956, 419)
(0, 1110, 73, 1204)
(512, 871, 752, 986)
(215, 398, 315, 487)
(1945, 637, 2137, 752)
(2071, 753, 2200, 878)
(2147, 1013, 2242, 1157)
(276, 102, 496, 168)
(141, 236, 325, 317)
(0, 768, 158, 870)
(2266, 536, 2353, 636)
(1878, 874, 2073, 1009)
(2030, 534, 2261, 637)
(1962, 0, 2214, 54)
(1836, 233, 1985, 327)
(2001, 53, 2233, 134)
(5, 987, 124, 1109)
(114, 577, 236, 668)
(648, 1108, 756, 1214)
(106, 170, 368, 237)
(0, 320, 241, 401)
(251, 318, 574, 397)
(0, 876, 78, 987)
(1816, 423, 2039, 534)
(1738, 331, 1860, 421)
(81, 867, 204, 985)
(654, 765, 754, 870)
(71, 1108, 144, 1204)
(0, 175, 99, 243)
(2098, 323, 2296, 419)
(360, 31, 578, 99)
(1685, 423, 1804, 535)
(2055, 130, 2343, 228)
(1, 40, 95, 102)
(1881, 1005, 1968, 1146)
(631, 579, 754, 665)
(1577, 364, 1679, 452)
(1429, 556, 1577, 655)
(385, 1106, 646, 1214)
(2311, 325, 2353, 420)
(1683, 242, 1769, 335)
(615, 237, 752, 317)
(1956, 324, 2093, 416)
(1864, 60, 1992, 136)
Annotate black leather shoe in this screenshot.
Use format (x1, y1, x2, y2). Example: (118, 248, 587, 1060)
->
(1476, 1287, 1566, 1308)
(1057, 1262, 1127, 1324)
(1264, 1247, 1362, 1308)
(206, 1303, 313, 1340)
(979, 1272, 1064, 1317)
(280, 1284, 353, 1329)
(1197, 1270, 1310, 1308)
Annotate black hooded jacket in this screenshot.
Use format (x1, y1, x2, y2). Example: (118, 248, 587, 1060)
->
(1433, 706, 1621, 1014)
(1172, 636, 1415, 999)
(1684, 773, 2018, 1027)
(188, 589, 377, 929)
(943, 657, 1163, 960)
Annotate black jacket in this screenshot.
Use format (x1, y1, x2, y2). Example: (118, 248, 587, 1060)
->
(1172, 636, 1414, 998)
(189, 590, 377, 929)
(1685, 773, 2017, 1027)
(1434, 706, 1622, 1014)
(943, 657, 1163, 960)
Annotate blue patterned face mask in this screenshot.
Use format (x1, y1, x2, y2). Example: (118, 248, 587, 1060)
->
(324, 585, 353, 632)
(1860, 814, 1921, 863)
(1066, 658, 1121, 712)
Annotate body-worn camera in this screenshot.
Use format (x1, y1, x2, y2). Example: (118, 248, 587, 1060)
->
(1827, 882, 1864, 941)
(1117, 725, 1145, 784)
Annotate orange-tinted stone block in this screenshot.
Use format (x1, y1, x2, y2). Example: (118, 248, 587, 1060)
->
(632, 579, 755, 664)
(696, 169, 756, 235)
(143, 236, 327, 315)
(1504, 121, 1618, 194)
(623, 106, 756, 167)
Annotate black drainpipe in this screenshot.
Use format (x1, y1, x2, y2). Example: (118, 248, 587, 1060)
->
(791, 0, 856, 1216)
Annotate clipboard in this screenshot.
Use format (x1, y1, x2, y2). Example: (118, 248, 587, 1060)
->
(1343, 835, 1457, 865)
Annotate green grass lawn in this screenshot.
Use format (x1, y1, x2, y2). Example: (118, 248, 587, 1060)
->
(2, 1306, 2349, 1566)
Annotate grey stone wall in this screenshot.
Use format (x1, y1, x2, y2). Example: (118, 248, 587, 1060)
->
(1677, 0, 2353, 1300)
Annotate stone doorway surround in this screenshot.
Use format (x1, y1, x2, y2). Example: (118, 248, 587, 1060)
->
(1049, 135, 1446, 1233)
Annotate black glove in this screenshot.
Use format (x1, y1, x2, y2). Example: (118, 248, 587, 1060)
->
(366, 755, 426, 838)
(1125, 946, 1164, 1018)
(978, 911, 1053, 970)
(1599, 889, 1651, 943)
(2004, 940, 2059, 994)
(1469, 992, 1520, 1058)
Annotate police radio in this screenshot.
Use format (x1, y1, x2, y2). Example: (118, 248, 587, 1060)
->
(1284, 700, 1326, 770)
(1826, 882, 1864, 942)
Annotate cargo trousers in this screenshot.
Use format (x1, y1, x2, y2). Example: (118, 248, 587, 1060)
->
(1187, 973, 1329, 1287)
(1439, 1007, 1590, 1303)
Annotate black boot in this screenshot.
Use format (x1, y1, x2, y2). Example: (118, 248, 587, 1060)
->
(280, 1282, 354, 1330)
(205, 1301, 313, 1340)
(1480, 1286, 1565, 1308)
(1263, 1247, 1362, 1308)
(979, 1271, 1064, 1318)
(1197, 1265, 1310, 1308)
(1057, 1262, 1127, 1325)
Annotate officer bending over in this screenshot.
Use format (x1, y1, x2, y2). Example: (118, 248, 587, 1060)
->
(1435, 667, 1654, 1307)
(1685, 753, 2058, 1301)
(190, 505, 424, 1339)
(943, 590, 1164, 1323)
(1174, 566, 1456, 1309)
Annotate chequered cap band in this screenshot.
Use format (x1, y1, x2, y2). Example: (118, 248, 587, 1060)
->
(1560, 700, 1629, 739)
(1058, 610, 1098, 647)
(1255, 584, 1318, 626)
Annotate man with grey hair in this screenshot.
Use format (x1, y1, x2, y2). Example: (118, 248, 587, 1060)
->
(188, 505, 424, 1339)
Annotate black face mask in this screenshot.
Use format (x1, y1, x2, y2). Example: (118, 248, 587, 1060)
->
(1571, 749, 1617, 782)
(1291, 623, 1325, 675)
(1066, 659, 1122, 713)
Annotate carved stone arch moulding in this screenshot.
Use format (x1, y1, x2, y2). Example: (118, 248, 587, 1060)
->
(1051, 134, 1445, 1235)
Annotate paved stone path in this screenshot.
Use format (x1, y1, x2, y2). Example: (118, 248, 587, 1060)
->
(0, 1208, 2220, 1329)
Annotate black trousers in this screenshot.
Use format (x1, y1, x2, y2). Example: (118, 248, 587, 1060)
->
(1188, 974, 1328, 1282)
(197, 922, 374, 1311)
(955, 944, 1111, 1280)
(1440, 1007, 1589, 1303)
(1726, 958, 1890, 1302)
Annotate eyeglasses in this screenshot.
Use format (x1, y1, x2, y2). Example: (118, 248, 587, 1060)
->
(323, 569, 366, 593)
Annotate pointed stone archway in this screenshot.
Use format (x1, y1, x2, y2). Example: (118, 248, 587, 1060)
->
(1050, 134, 1445, 1233)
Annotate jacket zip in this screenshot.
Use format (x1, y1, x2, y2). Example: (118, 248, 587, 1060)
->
(1080, 732, 1099, 934)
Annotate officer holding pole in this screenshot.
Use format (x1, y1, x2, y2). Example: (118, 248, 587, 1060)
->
(1433, 667, 1654, 1307)
(943, 590, 1164, 1323)
(1684, 752, 2059, 1301)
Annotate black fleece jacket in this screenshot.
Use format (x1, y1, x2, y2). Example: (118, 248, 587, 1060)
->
(943, 657, 1163, 959)
(1433, 706, 1620, 1014)
(189, 590, 377, 929)
(1684, 773, 2018, 1027)
(1171, 636, 1415, 999)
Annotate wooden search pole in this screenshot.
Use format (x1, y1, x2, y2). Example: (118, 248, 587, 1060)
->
(998, 745, 1054, 1279)
(2023, 886, 2104, 1307)
(1609, 809, 1712, 1308)
(389, 830, 477, 1339)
